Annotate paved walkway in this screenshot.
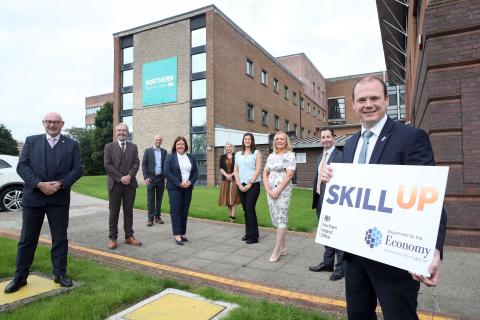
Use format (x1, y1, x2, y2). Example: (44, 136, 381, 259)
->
(0, 192, 478, 319)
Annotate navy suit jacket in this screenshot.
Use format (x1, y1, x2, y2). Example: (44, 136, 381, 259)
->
(312, 148, 343, 209)
(142, 147, 167, 180)
(17, 134, 83, 207)
(164, 153, 198, 191)
(343, 117, 447, 256)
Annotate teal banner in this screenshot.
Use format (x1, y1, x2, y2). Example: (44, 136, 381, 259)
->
(142, 57, 177, 106)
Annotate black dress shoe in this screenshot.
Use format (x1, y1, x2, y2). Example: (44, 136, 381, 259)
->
(175, 239, 184, 246)
(4, 277, 27, 294)
(309, 263, 334, 272)
(54, 275, 73, 287)
(181, 236, 188, 242)
(241, 235, 248, 241)
(330, 272, 345, 281)
(246, 238, 258, 244)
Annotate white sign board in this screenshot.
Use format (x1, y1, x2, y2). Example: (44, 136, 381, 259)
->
(295, 153, 306, 164)
(315, 163, 448, 276)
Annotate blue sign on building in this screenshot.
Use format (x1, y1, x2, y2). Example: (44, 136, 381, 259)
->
(142, 57, 178, 106)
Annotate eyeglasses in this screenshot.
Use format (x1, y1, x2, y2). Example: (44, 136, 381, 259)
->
(43, 120, 63, 126)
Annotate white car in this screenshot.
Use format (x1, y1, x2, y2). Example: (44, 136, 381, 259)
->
(0, 155, 24, 211)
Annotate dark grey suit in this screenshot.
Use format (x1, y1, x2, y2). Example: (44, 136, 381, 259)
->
(142, 147, 167, 221)
(104, 140, 139, 240)
(312, 147, 344, 273)
(15, 134, 82, 278)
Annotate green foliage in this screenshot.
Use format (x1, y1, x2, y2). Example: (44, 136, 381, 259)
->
(64, 102, 113, 175)
(0, 124, 19, 156)
(72, 176, 318, 232)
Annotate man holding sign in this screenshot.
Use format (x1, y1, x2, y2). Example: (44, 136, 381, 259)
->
(320, 77, 447, 319)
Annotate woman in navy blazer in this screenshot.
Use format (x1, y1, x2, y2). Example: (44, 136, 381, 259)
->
(164, 136, 198, 245)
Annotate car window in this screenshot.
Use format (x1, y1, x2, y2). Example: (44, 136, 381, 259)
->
(0, 159, 12, 169)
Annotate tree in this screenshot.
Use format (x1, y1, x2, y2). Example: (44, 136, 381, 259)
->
(64, 102, 113, 175)
(0, 124, 19, 156)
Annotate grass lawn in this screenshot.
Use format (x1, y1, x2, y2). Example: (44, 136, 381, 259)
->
(0, 237, 339, 319)
(72, 176, 318, 232)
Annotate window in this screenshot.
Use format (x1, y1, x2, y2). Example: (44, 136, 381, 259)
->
(292, 91, 298, 105)
(313, 81, 316, 92)
(122, 115, 133, 139)
(123, 47, 133, 65)
(274, 115, 280, 130)
(262, 110, 268, 126)
(246, 59, 254, 77)
(307, 102, 311, 113)
(300, 97, 304, 110)
(0, 159, 12, 169)
(191, 79, 206, 100)
(308, 130, 311, 137)
(191, 106, 206, 128)
(191, 133, 206, 154)
(284, 86, 289, 99)
(122, 92, 133, 110)
(284, 120, 289, 132)
(191, 28, 206, 47)
(122, 69, 133, 87)
(328, 97, 346, 123)
(301, 127, 305, 138)
(247, 103, 254, 121)
(261, 70, 268, 85)
(191, 52, 206, 73)
(273, 78, 279, 93)
(293, 123, 297, 136)
(387, 85, 406, 120)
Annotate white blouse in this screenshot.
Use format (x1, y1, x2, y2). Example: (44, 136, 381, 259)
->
(177, 153, 192, 182)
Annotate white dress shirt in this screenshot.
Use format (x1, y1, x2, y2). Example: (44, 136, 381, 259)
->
(353, 115, 388, 164)
(177, 153, 192, 182)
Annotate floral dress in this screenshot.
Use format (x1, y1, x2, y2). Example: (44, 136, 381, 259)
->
(265, 151, 296, 228)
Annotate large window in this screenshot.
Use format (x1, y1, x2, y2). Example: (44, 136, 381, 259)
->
(274, 115, 280, 130)
(191, 133, 206, 154)
(246, 59, 254, 77)
(191, 52, 206, 73)
(122, 93, 133, 110)
(191, 79, 206, 100)
(285, 120, 289, 132)
(284, 86, 289, 100)
(328, 97, 346, 123)
(191, 28, 206, 47)
(123, 47, 133, 65)
(122, 115, 133, 139)
(247, 103, 254, 121)
(191, 106, 206, 128)
(122, 69, 133, 87)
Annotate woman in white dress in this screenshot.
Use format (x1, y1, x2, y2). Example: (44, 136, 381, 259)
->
(262, 131, 296, 262)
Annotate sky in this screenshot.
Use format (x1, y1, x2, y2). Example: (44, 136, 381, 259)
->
(0, 0, 385, 141)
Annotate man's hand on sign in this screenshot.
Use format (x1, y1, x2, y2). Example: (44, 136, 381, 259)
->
(411, 249, 441, 287)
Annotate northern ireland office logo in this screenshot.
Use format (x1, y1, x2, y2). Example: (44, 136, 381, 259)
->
(365, 227, 382, 249)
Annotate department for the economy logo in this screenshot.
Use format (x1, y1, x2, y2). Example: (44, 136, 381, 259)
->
(364, 227, 382, 248)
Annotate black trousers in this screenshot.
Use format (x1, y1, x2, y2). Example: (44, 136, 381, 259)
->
(108, 183, 136, 240)
(15, 204, 69, 278)
(316, 201, 344, 273)
(147, 176, 165, 221)
(168, 188, 192, 235)
(344, 254, 420, 320)
(238, 182, 260, 240)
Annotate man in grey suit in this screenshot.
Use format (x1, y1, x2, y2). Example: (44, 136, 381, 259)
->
(309, 127, 344, 281)
(104, 123, 142, 249)
(4, 112, 82, 293)
(142, 134, 167, 226)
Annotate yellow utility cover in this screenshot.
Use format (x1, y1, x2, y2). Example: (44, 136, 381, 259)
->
(124, 293, 225, 320)
(0, 275, 60, 305)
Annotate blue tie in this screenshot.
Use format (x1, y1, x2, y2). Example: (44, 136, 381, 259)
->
(358, 130, 374, 164)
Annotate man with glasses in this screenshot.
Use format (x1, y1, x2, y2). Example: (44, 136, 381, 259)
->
(142, 134, 167, 226)
(4, 112, 83, 293)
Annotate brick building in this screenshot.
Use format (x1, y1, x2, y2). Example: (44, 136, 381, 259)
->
(85, 92, 113, 129)
(377, 0, 480, 247)
(112, 5, 326, 185)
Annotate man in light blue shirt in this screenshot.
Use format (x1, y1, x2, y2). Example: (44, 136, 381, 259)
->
(142, 134, 167, 226)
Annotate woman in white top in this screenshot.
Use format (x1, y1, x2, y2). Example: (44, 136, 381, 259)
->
(164, 136, 198, 246)
(263, 131, 296, 262)
(233, 133, 263, 244)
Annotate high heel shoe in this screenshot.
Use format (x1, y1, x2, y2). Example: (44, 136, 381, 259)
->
(280, 248, 287, 256)
(269, 254, 280, 263)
